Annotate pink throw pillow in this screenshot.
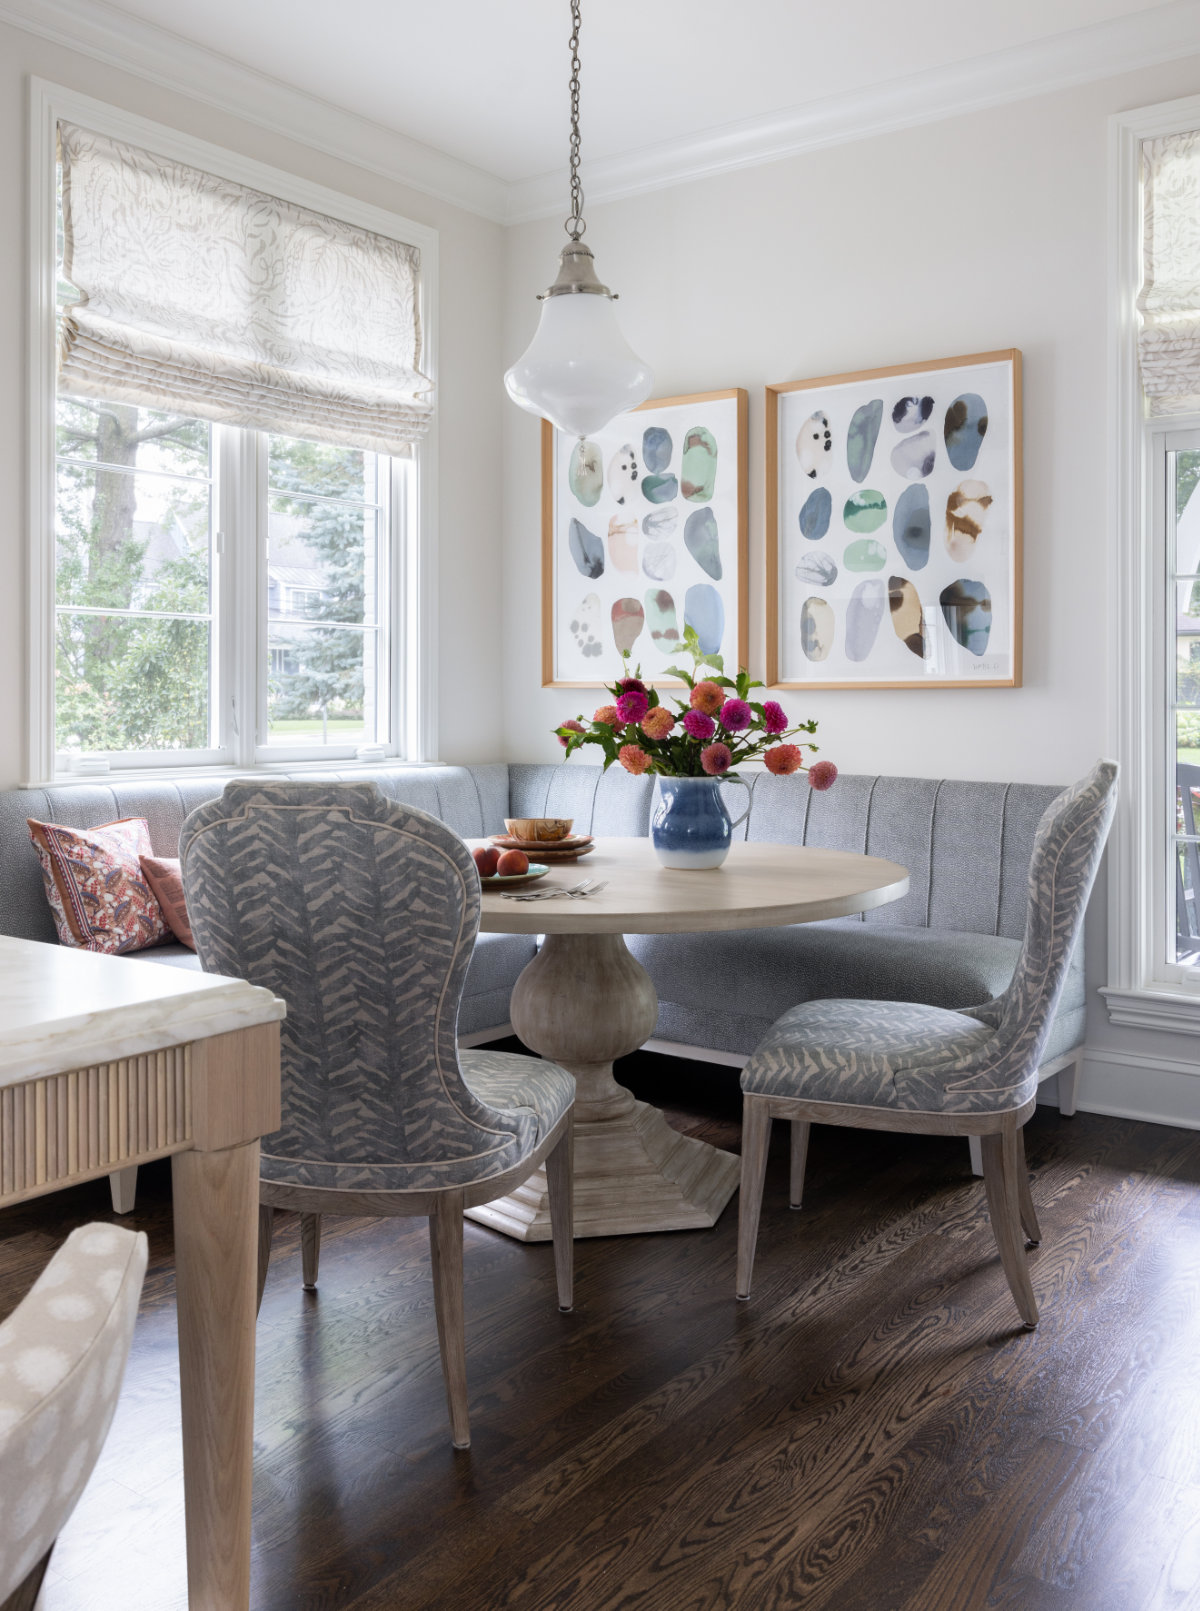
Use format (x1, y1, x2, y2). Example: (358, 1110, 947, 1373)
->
(27, 817, 171, 954)
(139, 856, 196, 950)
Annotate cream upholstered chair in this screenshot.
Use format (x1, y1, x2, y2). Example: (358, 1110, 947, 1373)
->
(179, 780, 575, 1450)
(736, 762, 1118, 1329)
(0, 1224, 147, 1610)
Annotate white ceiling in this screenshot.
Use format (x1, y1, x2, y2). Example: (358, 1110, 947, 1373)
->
(90, 0, 1178, 186)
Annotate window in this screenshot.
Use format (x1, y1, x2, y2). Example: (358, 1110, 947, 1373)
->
(1106, 96, 1200, 1031)
(51, 394, 404, 766)
(28, 85, 438, 780)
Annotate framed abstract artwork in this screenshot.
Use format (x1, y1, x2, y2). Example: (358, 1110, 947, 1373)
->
(541, 389, 748, 686)
(766, 351, 1022, 689)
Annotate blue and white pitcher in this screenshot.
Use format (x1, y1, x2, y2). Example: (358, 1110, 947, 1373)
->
(651, 776, 751, 870)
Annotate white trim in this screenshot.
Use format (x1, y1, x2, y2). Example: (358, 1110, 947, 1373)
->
(6, 0, 1200, 225)
(1106, 92, 1200, 1032)
(3, 0, 508, 222)
(642, 1038, 748, 1069)
(27, 81, 439, 780)
(506, 5, 1200, 222)
(1080, 1044, 1200, 1130)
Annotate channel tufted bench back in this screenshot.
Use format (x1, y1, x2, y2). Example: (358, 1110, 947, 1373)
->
(0, 765, 509, 944)
(511, 765, 1065, 943)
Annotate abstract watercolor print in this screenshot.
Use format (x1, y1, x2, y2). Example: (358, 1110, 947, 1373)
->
(543, 390, 748, 685)
(766, 351, 1021, 689)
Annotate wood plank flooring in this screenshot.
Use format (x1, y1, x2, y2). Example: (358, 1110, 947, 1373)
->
(3, 1045, 1200, 1610)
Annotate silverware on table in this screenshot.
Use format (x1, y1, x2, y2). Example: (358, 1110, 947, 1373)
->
(501, 877, 603, 902)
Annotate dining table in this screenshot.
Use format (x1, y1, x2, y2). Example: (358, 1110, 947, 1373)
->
(466, 836, 909, 1241)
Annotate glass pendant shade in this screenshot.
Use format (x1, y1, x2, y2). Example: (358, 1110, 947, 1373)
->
(505, 288, 653, 439)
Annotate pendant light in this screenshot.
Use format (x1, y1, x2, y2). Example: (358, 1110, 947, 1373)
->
(504, 0, 653, 439)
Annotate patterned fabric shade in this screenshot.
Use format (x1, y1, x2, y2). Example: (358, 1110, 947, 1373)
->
(57, 123, 433, 452)
(1139, 129, 1200, 417)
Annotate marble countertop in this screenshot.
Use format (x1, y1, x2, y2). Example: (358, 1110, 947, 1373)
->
(0, 936, 285, 1086)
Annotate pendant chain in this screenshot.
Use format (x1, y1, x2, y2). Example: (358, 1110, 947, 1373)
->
(565, 0, 585, 239)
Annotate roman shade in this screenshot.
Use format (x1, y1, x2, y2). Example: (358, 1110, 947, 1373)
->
(57, 122, 433, 453)
(1139, 128, 1200, 418)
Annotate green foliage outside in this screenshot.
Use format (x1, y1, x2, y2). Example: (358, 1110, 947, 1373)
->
(265, 438, 373, 742)
(55, 399, 211, 753)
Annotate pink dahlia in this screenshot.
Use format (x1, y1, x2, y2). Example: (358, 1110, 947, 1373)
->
(557, 719, 586, 749)
(641, 707, 675, 740)
(764, 743, 803, 776)
(616, 675, 647, 696)
(701, 742, 733, 776)
(720, 698, 752, 732)
(618, 744, 652, 775)
(616, 689, 651, 724)
(683, 709, 716, 741)
(593, 704, 622, 727)
(689, 680, 724, 716)
(808, 760, 839, 791)
(761, 700, 788, 735)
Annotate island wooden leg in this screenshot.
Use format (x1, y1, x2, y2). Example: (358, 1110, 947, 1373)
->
(172, 1138, 261, 1611)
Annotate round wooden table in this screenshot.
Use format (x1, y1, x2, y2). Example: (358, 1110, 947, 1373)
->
(466, 837, 909, 1241)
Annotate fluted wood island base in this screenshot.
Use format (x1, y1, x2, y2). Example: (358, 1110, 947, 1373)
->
(465, 837, 909, 1241)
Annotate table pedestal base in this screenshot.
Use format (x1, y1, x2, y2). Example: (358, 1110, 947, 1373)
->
(465, 931, 740, 1241)
(466, 1098, 740, 1240)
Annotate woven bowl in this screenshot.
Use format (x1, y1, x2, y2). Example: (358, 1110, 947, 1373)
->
(504, 817, 574, 843)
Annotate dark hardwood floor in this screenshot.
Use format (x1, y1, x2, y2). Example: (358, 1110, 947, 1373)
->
(6, 1045, 1200, 1610)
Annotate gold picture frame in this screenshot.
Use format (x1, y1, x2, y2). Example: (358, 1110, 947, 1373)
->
(766, 350, 1022, 689)
(541, 388, 749, 687)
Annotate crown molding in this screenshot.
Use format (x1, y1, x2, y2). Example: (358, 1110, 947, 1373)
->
(507, 0, 1200, 222)
(0, 0, 510, 223)
(3, 0, 1200, 228)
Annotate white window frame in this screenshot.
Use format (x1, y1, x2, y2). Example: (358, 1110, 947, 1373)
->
(1105, 91, 1200, 1034)
(26, 79, 439, 783)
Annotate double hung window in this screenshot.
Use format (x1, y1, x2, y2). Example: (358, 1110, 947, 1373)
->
(31, 88, 437, 779)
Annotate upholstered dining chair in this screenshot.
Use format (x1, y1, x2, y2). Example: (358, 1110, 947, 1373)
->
(179, 780, 575, 1450)
(736, 761, 1118, 1329)
(0, 1223, 147, 1610)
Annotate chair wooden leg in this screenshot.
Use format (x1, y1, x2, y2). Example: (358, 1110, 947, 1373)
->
(789, 1120, 811, 1209)
(736, 1097, 772, 1301)
(545, 1114, 575, 1313)
(980, 1129, 1039, 1329)
(109, 1164, 138, 1214)
(968, 1136, 984, 1177)
(429, 1191, 470, 1449)
(256, 1204, 274, 1315)
(1, 1545, 52, 1611)
(1015, 1128, 1041, 1246)
(300, 1213, 321, 1291)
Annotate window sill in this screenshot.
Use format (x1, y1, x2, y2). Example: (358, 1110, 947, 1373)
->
(1101, 984, 1200, 1034)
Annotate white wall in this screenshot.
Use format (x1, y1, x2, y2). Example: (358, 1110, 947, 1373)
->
(0, 19, 508, 787)
(502, 53, 1200, 1127)
(502, 57, 1200, 781)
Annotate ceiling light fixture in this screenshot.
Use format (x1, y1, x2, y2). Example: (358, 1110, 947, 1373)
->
(503, 0, 653, 439)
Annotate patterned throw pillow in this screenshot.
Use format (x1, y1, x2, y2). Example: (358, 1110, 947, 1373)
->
(26, 817, 171, 953)
(139, 855, 196, 950)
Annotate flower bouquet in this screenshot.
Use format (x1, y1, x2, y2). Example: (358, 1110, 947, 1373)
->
(554, 628, 836, 869)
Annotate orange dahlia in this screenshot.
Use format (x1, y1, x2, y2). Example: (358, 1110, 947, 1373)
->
(641, 707, 675, 740)
(689, 680, 724, 716)
(618, 745, 652, 775)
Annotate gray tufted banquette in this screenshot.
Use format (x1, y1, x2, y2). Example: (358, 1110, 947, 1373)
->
(0, 763, 1084, 1084)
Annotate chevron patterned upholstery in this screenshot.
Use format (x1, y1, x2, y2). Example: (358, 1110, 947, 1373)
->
(179, 781, 574, 1193)
(741, 762, 1119, 1116)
